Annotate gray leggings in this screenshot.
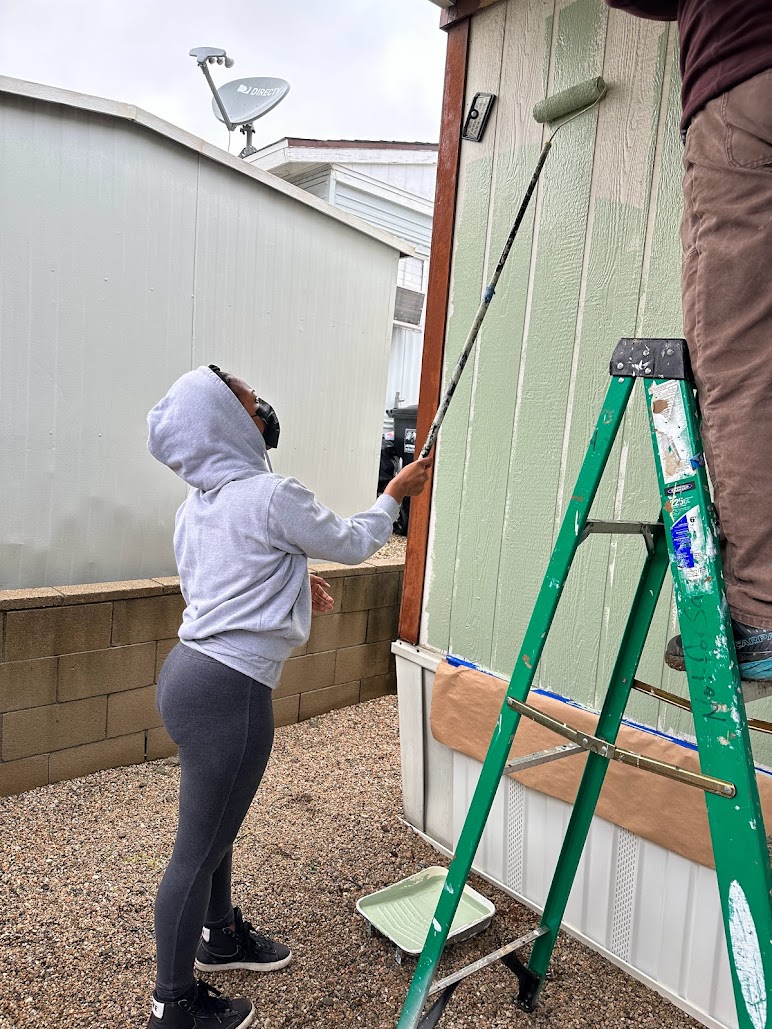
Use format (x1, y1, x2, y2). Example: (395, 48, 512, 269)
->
(154, 643, 274, 1000)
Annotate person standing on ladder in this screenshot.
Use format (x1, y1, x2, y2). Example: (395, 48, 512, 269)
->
(605, 0, 772, 680)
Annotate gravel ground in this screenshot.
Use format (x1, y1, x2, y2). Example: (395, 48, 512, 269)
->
(0, 697, 698, 1029)
(367, 533, 407, 565)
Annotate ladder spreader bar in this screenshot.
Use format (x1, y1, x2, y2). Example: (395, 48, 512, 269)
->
(506, 697, 736, 798)
(632, 679, 772, 736)
(502, 743, 582, 776)
(427, 927, 548, 997)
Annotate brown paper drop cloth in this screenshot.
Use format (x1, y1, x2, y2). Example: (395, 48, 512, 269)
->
(430, 661, 772, 869)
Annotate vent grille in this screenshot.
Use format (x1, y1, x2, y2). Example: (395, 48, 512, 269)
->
(395, 286, 425, 325)
(506, 779, 525, 892)
(610, 829, 639, 959)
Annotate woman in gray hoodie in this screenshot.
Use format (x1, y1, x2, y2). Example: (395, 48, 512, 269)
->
(144, 365, 431, 1029)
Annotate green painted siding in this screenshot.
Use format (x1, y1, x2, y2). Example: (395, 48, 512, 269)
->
(423, 0, 772, 764)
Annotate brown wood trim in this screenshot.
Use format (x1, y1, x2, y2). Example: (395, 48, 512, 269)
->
(440, 0, 504, 30)
(398, 18, 469, 645)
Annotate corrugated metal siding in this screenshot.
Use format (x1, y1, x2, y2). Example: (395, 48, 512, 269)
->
(452, 753, 738, 1029)
(385, 325, 423, 411)
(421, 0, 772, 757)
(0, 93, 399, 588)
(354, 162, 437, 202)
(395, 651, 738, 1029)
(333, 181, 433, 255)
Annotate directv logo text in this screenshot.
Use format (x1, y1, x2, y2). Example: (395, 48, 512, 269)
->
(237, 84, 281, 96)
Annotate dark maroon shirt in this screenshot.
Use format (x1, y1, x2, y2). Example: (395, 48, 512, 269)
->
(605, 1, 772, 128)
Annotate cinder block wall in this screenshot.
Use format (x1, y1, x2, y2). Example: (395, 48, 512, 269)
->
(0, 559, 403, 797)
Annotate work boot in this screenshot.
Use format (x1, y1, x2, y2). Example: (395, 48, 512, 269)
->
(666, 619, 772, 682)
(147, 980, 254, 1029)
(195, 907, 292, 974)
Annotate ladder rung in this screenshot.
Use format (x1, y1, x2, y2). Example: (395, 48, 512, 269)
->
(579, 520, 660, 552)
(506, 696, 736, 798)
(502, 743, 582, 776)
(427, 927, 548, 997)
(632, 678, 772, 734)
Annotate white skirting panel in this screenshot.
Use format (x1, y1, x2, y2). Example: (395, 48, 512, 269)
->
(393, 643, 738, 1029)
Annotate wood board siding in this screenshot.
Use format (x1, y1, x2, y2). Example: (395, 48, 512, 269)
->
(420, 0, 772, 762)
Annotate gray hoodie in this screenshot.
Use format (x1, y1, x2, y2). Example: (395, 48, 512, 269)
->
(147, 366, 399, 688)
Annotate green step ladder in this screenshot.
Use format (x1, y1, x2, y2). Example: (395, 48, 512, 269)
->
(396, 338, 772, 1029)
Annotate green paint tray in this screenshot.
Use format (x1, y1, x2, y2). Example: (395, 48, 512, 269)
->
(356, 866, 495, 960)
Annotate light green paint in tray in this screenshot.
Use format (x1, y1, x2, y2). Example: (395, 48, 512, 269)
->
(356, 867, 495, 955)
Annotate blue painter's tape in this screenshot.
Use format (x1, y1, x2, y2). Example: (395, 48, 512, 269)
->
(483, 285, 495, 303)
(438, 657, 772, 777)
(690, 453, 705, 469)
(447, 654, 480, 670)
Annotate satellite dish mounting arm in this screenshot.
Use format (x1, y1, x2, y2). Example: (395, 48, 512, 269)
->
(189, 47, 235, 132)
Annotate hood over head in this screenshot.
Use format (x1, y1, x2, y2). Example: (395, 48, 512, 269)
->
(147, 366, 269, 491)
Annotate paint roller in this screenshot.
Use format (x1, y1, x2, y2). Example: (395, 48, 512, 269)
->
(418, 76, 608, 460)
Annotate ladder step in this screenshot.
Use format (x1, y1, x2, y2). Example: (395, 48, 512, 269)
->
(579, 520, 659, 552)
(427, 927, 548, 997)
(502, 743, 582, 776)
(507, 696, 736, 798)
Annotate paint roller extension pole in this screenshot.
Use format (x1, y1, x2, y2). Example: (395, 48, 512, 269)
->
(418, 76, 607, 463)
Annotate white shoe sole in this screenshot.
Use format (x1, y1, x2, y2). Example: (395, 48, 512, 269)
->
(194, 953, 292, 974)
(237, 1006, 256, 1029)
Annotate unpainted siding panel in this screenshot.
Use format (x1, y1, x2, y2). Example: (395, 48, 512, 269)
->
(425, 1, 508, 652)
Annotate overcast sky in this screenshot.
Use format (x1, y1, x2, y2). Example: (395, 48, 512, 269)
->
(1, 0, 447, 153)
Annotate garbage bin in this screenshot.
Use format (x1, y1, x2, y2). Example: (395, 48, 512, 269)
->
(390, 404, 419, 466)
(388, 405, 418, 536)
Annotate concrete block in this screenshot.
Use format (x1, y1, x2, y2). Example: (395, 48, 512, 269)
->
(155, 639, 178, 681)
(307, 610, 368, 654)
(299, 681, 360, 720)
(152, 577, 182, 595)
(309, 561, 373, 578)
(360, 671, 398, 702)
(146, 726, 178, 761)
(0, 755, 49, 797)
(49, 733, 146, 783)
(334, 641, 391, 685)
(58, 643, 156, 701)
(273, 694, 300, 727)
(5, 604, 113, 661)
(107, 685, 162, 737)
(112, 595, 185, 646)
(0, 658, 57, 713)
(341, 572, 400, 612)
(366, 605, 399, 644)
(3, 696, 107, 760)
(274, 651, 336, 699)
(0, 588, 63, 611)
(55, 580, 162, 604)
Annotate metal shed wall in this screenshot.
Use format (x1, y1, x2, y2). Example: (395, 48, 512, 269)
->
(0, 82, 405, 589)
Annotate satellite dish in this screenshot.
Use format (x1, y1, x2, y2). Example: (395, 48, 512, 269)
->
(213, 78, 290, 126)
(189, 47, 290, 160)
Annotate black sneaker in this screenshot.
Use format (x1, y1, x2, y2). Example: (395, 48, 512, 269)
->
(666, 618, 772, 682)
(147, 980, 254, 1029)
(195, 907, 292, 974)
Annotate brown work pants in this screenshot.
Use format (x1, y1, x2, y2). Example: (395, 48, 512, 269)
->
(681, 69, 772, 628)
